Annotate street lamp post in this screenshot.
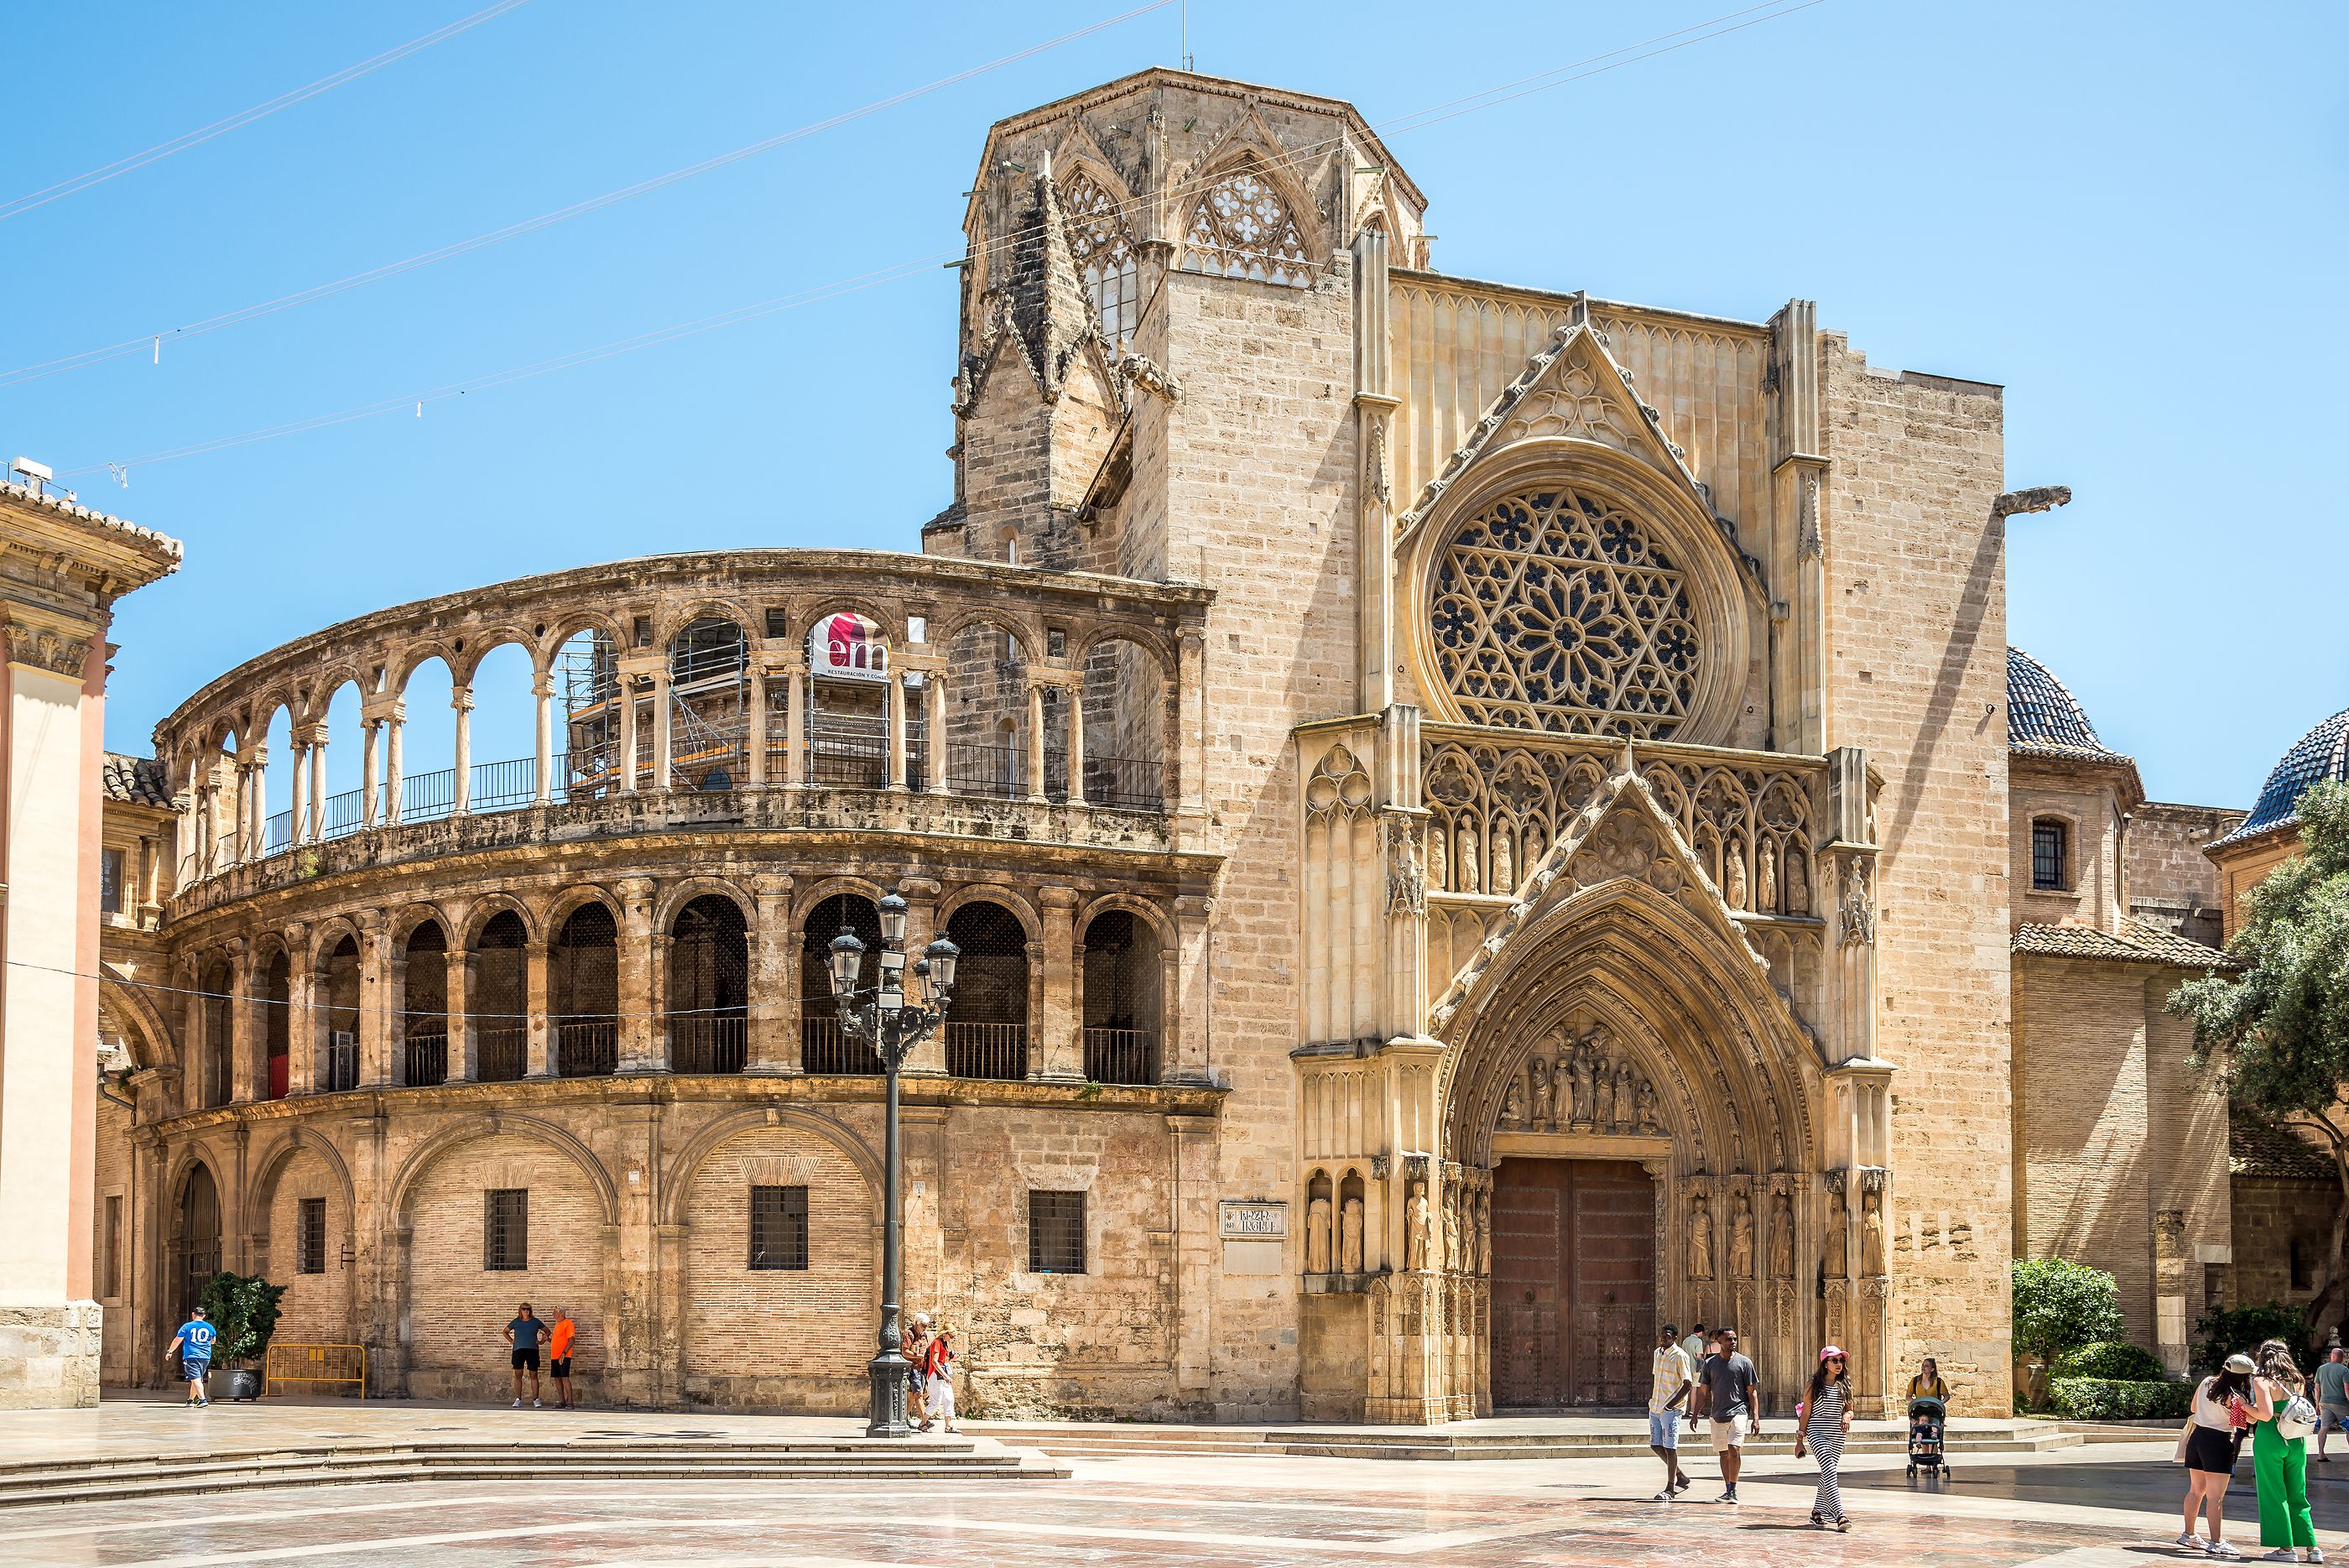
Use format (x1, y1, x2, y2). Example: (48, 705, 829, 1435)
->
(827, 888, 958, 1438)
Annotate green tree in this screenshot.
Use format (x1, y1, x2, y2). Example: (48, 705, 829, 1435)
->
(2170, 777, 2349, 1335)
(2012, 1258, 2123, 1362)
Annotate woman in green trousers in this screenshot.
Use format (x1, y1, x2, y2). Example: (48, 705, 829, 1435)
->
(2255, 1341, 2320, 1563)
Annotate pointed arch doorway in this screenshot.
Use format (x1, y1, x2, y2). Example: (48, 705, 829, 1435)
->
(1492, 1157, 1654, 1409)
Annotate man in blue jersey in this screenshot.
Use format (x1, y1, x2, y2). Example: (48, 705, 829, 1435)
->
(166, 1305, 218, 1408)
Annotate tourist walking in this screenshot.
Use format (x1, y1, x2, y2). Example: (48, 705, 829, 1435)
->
(2180, 1352, 2271, 1557)
(547, 1309, 578, 1409)
(2252, 1340, 2320, 1562)
(1680, 1323, 1711, 1435)
(164, 1305, 217, 1409)
(1797, 1347, 1853, 1531)
(904, 1312, 931, 1426)
(2315, 1347, 2349, 1463)
(505, 1302, 549, 1409)
(1648, 1321, 1695, 1499)
(919, 1327, 958, 1434)
(1697, 1326, 1761, 1504)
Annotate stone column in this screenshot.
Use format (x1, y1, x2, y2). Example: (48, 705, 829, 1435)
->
(524, 937, 551, 1078)
(387, 942, 410, 1086)
(899, 878, 945, 1076)
(784, 657, 807, 788)
(225, 939, 253, 1102)
(616, 676, 638, 794)
(924, 668, 949, 795)
(1025, 680, 1047, 802)
(745, 664, 768, 787)
(1038, 887, 1077, 1081)
(534, 669, 555, 805)
(358, 912, 393, 1087)
(1170, 894, 1212, 1083)
(446, 941, 473, 1081)
(747, 875, 794, 1071)
(288, 738, 310, 847)
(284, 927, 314, 1097)
(1176, 629, 1206, 815)
(649, 669, 673, 793)
(383, 702, 405, 825)
(1063, 679, 1086, 806)
(886, 669, 908, 791)
(450, 685, 473, 815)
(615, 878, 659, 1071)
(1169, 1113, 1216, 1394)
(650, 932, 674, 1071)
(305, 729, 327, 842)
(360, 717, 382, 827)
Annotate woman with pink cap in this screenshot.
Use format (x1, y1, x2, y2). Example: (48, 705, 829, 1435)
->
(1795, 1345, 1854, 1530)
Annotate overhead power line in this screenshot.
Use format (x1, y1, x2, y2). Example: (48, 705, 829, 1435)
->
(0, 0, 531, 225)
(55, 0, 1828, 482)
(0, 0, 1177, 390)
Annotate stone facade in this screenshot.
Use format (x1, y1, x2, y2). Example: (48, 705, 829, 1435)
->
(86, 67, 2322, 1423)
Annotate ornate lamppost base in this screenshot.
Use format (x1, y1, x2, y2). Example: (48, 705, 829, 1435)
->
(867, 1349, 912, 1437)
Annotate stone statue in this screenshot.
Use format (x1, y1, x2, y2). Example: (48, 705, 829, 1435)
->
(1593, 1057, 1616, 1128)
(1826, 1190, 1849, 1278)
(1758, 837, 1779, 913)
(1785, 850, 1810, 916)
(1501, 1071, 1526, 1128)
(1406, 1184, 1431, 1272)
(1492, 830, 1514, 895)
(1523, 821, 1545, 872)
(1428, 821, 1448, 892)
(1729, 1191, 1756, 1278)
(1474, 1188, 1491, 1274)
(1724, 846, 1748, 910)
(1441, 1188, 1461, 1273)
(1571, 1044, 1597, 1128)
(1457, 831, 1480, 896)
(1690, 1193, 1715, 1279)
(1306, 1196, 1333, 1274)
(1340, 1196, 1364, 1274)
(1529, 1058, 1553, 1128)
(1862, 1187, 1887, 1276)
(1615, 1061, 1637, 1131)
(1637, 1077, 1661, 1133)
(1770, 1190, 1794, 1279)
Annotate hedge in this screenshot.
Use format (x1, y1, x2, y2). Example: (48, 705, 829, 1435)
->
(2046, 1377, 2193, 1421)
(2050, 1341, 2169, 1383)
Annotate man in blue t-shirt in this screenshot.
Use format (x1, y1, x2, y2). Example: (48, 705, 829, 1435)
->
(504, 1304, 549, 1409)
(166, 1306, 218, 1408)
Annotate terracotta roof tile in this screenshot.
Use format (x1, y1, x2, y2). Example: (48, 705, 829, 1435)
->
(2230, 1115, 2336, 1181)
(102, 752, 173, 808)
(2012, 919, 2235, 969)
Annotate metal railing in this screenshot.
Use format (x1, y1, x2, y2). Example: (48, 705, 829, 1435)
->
(477, 1027, 528, 1082)
(945, 1020, 1028, 1081)
(1082, 1027, 1159, 1085)
(400, 766, 456, 822)
(264, 1342, 367, 1399)
(1082, 754, 1164, 812)
(555, 1020, 618, 1077)
(318, 1039, 359, 1093)
(809, 731, 888, 788)
(799, 1017, 882, 1075)
(947, 744, 1022, 800)
(471, 754, 541, 811)
(320, 788, 365, 841)
(669, 1016, 745, 1075)
(263, 809, 294, 857)
(404, 1030, 448, 1087)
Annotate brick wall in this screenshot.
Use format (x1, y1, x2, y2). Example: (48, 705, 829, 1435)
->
(1820, 344, 2014, 1403)
(2232, 1174, 2341, 1326)
(264, 1147, 355, 1352)
(2129, 802, 2242, 946)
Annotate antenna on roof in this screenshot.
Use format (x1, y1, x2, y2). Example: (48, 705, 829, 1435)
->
(9, 456, 54, 498)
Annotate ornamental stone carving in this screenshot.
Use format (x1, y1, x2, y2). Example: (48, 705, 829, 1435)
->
(1689, 1192, 1716, 1280)
(1728, 1190, 1755, 1279)
(1306, 1195, 1333, 1274)
(5, 622, 92, 678)
(1340, 1196, 1364, 1274)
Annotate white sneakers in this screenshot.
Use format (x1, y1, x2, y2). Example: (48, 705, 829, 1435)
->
(533, 1399, 543, 1409)
(511, 1398, 521, 1408)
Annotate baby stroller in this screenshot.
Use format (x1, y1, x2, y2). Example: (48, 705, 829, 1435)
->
(1906, 1395, 1949, 1477)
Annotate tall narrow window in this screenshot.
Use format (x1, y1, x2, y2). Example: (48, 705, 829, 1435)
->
(1029, 1190, 1086, 1274)
(1063, 172, 1138, 349)
(749, 1185, 809, 1271)
(102, 1195, 122, 1299)
(2030, 819, 2068, 891)
(297, 1196, 327, 1274)
(485, 1189, 529, 1272)
(100, 848, 126, 914)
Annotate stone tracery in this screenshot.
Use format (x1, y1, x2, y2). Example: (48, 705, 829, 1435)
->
(1182, 162, 1311, 286)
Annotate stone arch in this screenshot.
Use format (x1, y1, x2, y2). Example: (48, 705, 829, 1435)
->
(930, 607, 1039, 666)
(249, 1130, 357, 1343)
(388, 1114, 620, 1230)
(445, 628, 538, 689)
(388, 901, 453, 949)
(1399, 439, 1763, 750)
(249, 1124, 358, 1219)
(797, 597, 908, 649)
(653, 875, 755, 937)
(99, 963, 179, 1074)
(542, 882, 622, 931)
(658, 1107, 883, 1225)
(654, 596, 759, 650)
(936, 883, 1043, 945)
(1076, 891, 1176, 950)
(790, 875, 891, 929)
(458, 892, 539, 949)
(305, 914, 364, 969)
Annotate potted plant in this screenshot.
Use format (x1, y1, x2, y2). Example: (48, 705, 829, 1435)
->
(196, 1270, 288, 1401)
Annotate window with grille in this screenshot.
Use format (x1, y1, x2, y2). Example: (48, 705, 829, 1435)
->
(485, 1189, 529, 1272)
(1029, 1190, 1086, 1274)
(749, 1185, 809, 1270)
(298, 1196, 327, 1274)
(2030, 820, 2067, 890)
(102, 1195, 122, 1299)
(100, 847, 126, 914)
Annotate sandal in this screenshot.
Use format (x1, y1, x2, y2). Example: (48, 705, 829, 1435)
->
(1834, 1517, 1851, 1533)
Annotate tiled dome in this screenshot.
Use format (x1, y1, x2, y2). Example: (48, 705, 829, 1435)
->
(2218, 706, 2349, 845)
(2007, 648, 2120, 759)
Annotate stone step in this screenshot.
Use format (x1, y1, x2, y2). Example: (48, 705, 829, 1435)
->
(981, 1424, 2076, 1462)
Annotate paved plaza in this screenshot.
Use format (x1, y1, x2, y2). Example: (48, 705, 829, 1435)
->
(0, 1402, 2342, 1567)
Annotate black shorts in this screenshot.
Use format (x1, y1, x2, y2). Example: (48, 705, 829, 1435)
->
(512, 1347, 540, 1372)
(549, 1357, 571, 1378)
(2184, 1425, 2242, 1474)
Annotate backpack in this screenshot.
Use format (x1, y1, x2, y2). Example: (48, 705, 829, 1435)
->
(2276, 1391, 2320, 1442)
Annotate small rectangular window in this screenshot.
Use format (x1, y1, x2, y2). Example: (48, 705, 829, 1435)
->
(1029, 1190, 1086, 1274)
(100, 848, 126, 914)
(2291, 1239, 2314, 1292)
(632, 615, 653, 648)
(749, 1185, 809, 1270)
(102, 1195, 122, 1299)
(2030, 820, 2067, 891)
(298, 1196, 327, 1275)
(763, 607, 788, 639)
(485, 1189, 529, 1272)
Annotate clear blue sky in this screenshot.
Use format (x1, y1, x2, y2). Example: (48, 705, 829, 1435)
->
(7, 1, 2344, 811)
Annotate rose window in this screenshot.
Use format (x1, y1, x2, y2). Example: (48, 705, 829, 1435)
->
(1430, 487, 1700, 737)
(1182, 164, 1310, 286)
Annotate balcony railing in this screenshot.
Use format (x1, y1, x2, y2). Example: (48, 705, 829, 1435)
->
(799, 1017, 882, 1076)
(319, 1039, 359, 1094)
(947, 744, 1022, 800)
(668, 1015, 746, 1075)
(1082, 754, 1164, 812)
(321, 788, 366, 841)
(555, 1019, 617, 1077)
(477, 1027, 528, 1083)
(945, 1019, 1028, 1081)
(1082, 1027, 1159, 1086)
(263, 809, 293, 857)
(404, 1030, 449, 1087)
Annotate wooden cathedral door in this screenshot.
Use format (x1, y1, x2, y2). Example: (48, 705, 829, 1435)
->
(1492, 1158, 1654, 1408)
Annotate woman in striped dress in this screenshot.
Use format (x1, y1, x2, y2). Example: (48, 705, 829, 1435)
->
(1799, 1345, 1855, 1530)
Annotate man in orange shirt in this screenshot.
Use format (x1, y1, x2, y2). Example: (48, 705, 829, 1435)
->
(548, 1309, 579, 1409)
